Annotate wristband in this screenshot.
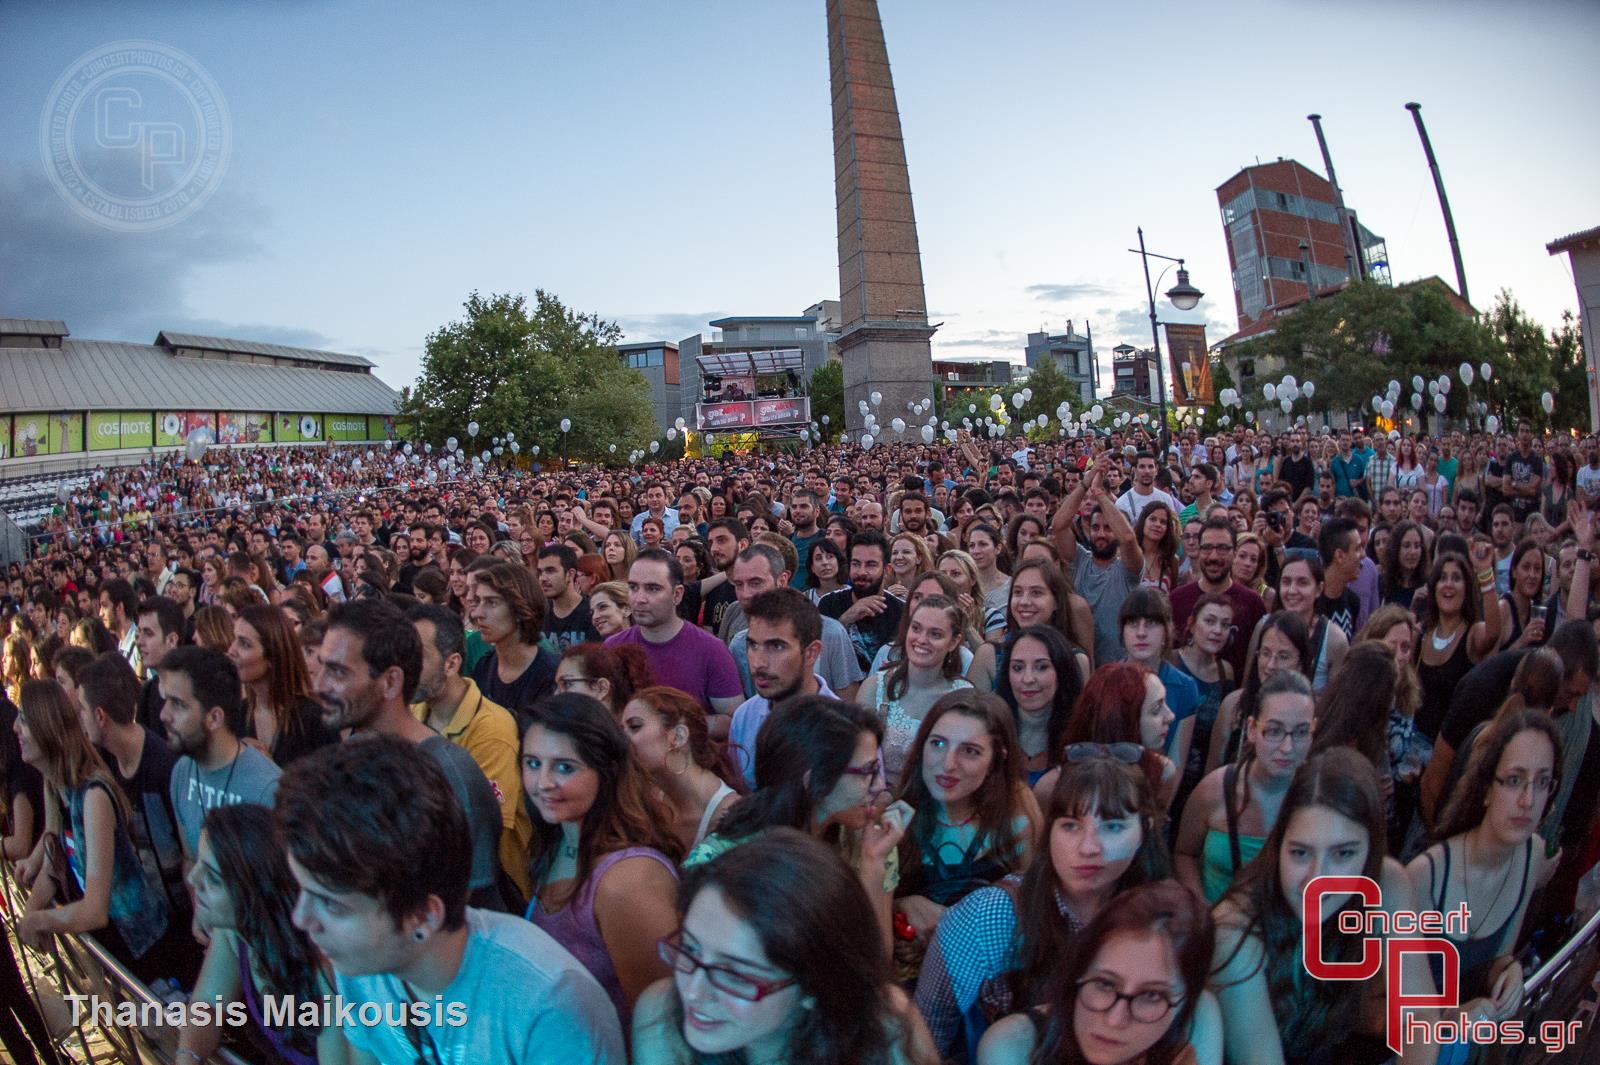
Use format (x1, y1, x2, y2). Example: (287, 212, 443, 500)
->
(1477, 569, 1495, 583)
(1579, 549, 1595, 563)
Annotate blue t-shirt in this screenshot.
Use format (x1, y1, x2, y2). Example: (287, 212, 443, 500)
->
(1157, 660, 1201, 763)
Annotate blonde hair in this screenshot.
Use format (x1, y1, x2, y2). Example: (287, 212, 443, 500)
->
(591, 581, 632, 620)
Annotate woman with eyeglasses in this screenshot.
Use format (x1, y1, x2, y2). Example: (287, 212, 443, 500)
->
(1207, 612, 1310, 775)
(1175, 671, 1315, 905)
(621, 686, 741, 853)
(685, 695, 909, 953)
(978, 880, 1220, 1065)
(554, 642, 652, 716)
(1209, 748, 1436, 1065)
(915, 754, 1171, 1063)
(521, 693, 684, 1027)
(892, 690, 1042, 969)
(1406, 709, 1558, 1041)
(633, 828, 936, 1065)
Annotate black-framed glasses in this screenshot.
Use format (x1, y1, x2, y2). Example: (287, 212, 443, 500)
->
(1076, 976, 1183, 1023)
(1258, 723, 1312, 746)
(1066, 742, 1144, 765)
(840, 756, 884, 781)
(657, 936, 797, 1002)
(1494, 773, 1555, 796)
(555, 675, 594, 692)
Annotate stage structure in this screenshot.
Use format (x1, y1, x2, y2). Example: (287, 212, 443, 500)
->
(694, 349, 812, 441)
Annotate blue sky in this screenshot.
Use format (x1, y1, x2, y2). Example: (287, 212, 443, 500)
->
(2, 0, 1596, 395)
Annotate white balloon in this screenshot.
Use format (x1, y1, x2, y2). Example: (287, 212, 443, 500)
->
(1301, 381, 1315, 399)
(1263, 383, 1277, 401)
(1412, 376, 1424, 393)
(1245, 411, 1255, 422)
(889, 418, 904, 435)
(861, 433, 875, 449)
(560, 418, 572, 433)
(870, 391, 883, 406)
(920, 424, 935, 443)
(821, 415, 830, 425)
(989, 394, 1004, 411)
(1459, 362, 1475, 386)
(674, 417, 686, 430)
(666, 428, 677, 440)
(1427, 381, 1438, 396)
(1281, 375, 1298, 390)
(1280, 398, 1294, 413)
(494, 446, 504, 456)
(1438, 376, 1451, 395)
(1542, 391, 1555, 414)
(649, 441, 660, 453)
(481, 450, 492, 462)
(446, 436, 458, 452)
(511, 442, 520, 454)
(1481, 362, 1492, 382)
(467, 421, 479, 437)
(1411, 393, 1423, 410)
(1381, 400, 1395, 419)
(858, 400, 869, 413)
(1486, 415, 1500, 434)
(1433, 394, 1447, 414)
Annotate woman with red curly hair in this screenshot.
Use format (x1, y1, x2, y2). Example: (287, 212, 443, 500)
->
(555, 642, 653, 716)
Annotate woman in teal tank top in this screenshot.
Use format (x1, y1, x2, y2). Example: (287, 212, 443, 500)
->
(1175, 671, 1316, 903)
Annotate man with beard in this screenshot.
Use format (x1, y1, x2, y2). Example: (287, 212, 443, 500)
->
(1277, 430, 1316, 502)
(1168, 516, 1266, 679)
(787, 488, 825, 590)
(724, 543, 864, 702)
(317, 598, 506, 910)
(699, 517, 749, 637)
(536, 544, 599, 650)
(1052, 465, 1143, 666)
(818, 530, 903, 673)
(305, 542, 345, 603)
(893, 490, 934, 538)
(855, 498, 886, 534)
(1115, 452, 1181, 527)
(727, 587, 830, 789)
(158, 645, 280, 863)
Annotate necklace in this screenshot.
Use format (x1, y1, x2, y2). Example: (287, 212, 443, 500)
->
(1463, 832, 1515, 938)
(1430, 623, 1464, 652)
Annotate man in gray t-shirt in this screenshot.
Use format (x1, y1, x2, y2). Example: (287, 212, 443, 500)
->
(1052, 468, 1144, 665)
(420, 735, 504, 902)
(157, 645, 282, 860)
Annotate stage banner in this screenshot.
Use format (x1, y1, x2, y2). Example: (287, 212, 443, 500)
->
(696, 401, 756, 430)
(754, 397, 810, 426)
(1163, 323, 1214, 406)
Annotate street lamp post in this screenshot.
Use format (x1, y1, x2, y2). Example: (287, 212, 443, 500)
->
(1131, 228, 1203, 457)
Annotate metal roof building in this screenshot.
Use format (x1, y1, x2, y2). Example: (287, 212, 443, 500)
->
(0, 321, 401, 415)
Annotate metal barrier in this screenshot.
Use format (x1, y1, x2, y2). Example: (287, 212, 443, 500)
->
(1505, 904, 1600, 1064)
(1, 861, 249, 1065)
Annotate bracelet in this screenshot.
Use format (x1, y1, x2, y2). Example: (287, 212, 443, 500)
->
(1580, 549, 1595, 563)
(1477, 569, 1495, 583)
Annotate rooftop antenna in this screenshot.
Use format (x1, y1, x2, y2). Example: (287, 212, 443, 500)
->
(1404, 103, 1469, 306)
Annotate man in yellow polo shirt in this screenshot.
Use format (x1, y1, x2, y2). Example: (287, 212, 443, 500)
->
(408, 603, 534, 906)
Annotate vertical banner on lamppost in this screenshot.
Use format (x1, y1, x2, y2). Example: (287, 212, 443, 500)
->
(1163, 323, 1214, 406)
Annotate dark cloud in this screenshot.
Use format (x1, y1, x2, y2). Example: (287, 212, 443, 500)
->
(611, 311, 726, 343)
(0, 161, 273, 344)
(1027, 282, 1116, 302)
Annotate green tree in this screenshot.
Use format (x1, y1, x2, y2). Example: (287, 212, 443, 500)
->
(808, 359, 844, 441)
(402, 290, 659, 462)
(1017, 358, 1082, 428)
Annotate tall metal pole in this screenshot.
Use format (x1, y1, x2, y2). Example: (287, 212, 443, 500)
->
(1137, 227, 1170, 456)
(1405, 102, 1469, 306)
(1307, 113, 1362, 282)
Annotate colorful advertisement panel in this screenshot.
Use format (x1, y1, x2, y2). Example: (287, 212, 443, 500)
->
(0, 415, 11, 459)
(89, 411, 121, 451)
(327, 414, 368, 441)
(696, 401, 756, 430)
(218, 412, 273, 444)
(1164, 323, 1215, 406)
(275, 413, 323, 443)
(367, 415, 396, 441)
(753, 397, 810, 426)
(157, 411, 216, 447)
(11, 414, 51, 457)
(120, 412, 154, 449)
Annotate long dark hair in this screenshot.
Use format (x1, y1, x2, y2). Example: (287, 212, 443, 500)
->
(524, 693, 685, 892)
(1308, 641, 1396, 773)
(1007, 758, 1171, 1010)
(1380, 521, 1431, 602)
(1005, 558, 1078, 639)
(202, 803, 325, 1055)
(1435, 708, 1563, 841)
(1224, 611, 1311, 765)
(895, 689, 1030, 886)
(666, 829, 907, 1065)
(237, 604, 312, 740)
(1029, 881, 1214, 1065)
(882, 594, 966, 701)
(1218, 748, 1386, 1060)
(712, 695, 882, 844)
(996, 624, 1084, 769)
(1419, 552, 1482, 631)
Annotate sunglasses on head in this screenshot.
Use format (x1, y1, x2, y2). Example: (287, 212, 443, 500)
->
(1065, 742, 1143, 765)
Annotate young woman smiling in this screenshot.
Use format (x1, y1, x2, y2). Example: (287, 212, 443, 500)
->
(632, 829, 936, 1065)
(521, 692, 684, 1027)
(1415, 545, 1503, 743)
(1271, 555, 1347, 693)
(995, 625, 1086, 786)
(915, 756, 1172, 1062)
(859, 596, 975, 788)
(887, 532, 937, 601)
(1175, 672, 1315, 905)
(1498, 539, 1551, 651)
(938, 548, 1005, 640)
(1135, 502, 1181, 591)
(977, 880, 1221, 1065)
(968, 559, 1093, 691)
(1209, 748, 1436, 1065)
(892, 690, 1042, 960)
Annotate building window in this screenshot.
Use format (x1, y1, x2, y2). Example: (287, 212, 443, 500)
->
(794, 327, 808, 339)
(1239, 358, 1256, 379)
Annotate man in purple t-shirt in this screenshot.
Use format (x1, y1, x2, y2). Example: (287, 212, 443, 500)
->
(605, 550, 743, 738)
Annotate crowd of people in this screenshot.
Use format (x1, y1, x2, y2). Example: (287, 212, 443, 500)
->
(1, 415, 1598, 1065)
